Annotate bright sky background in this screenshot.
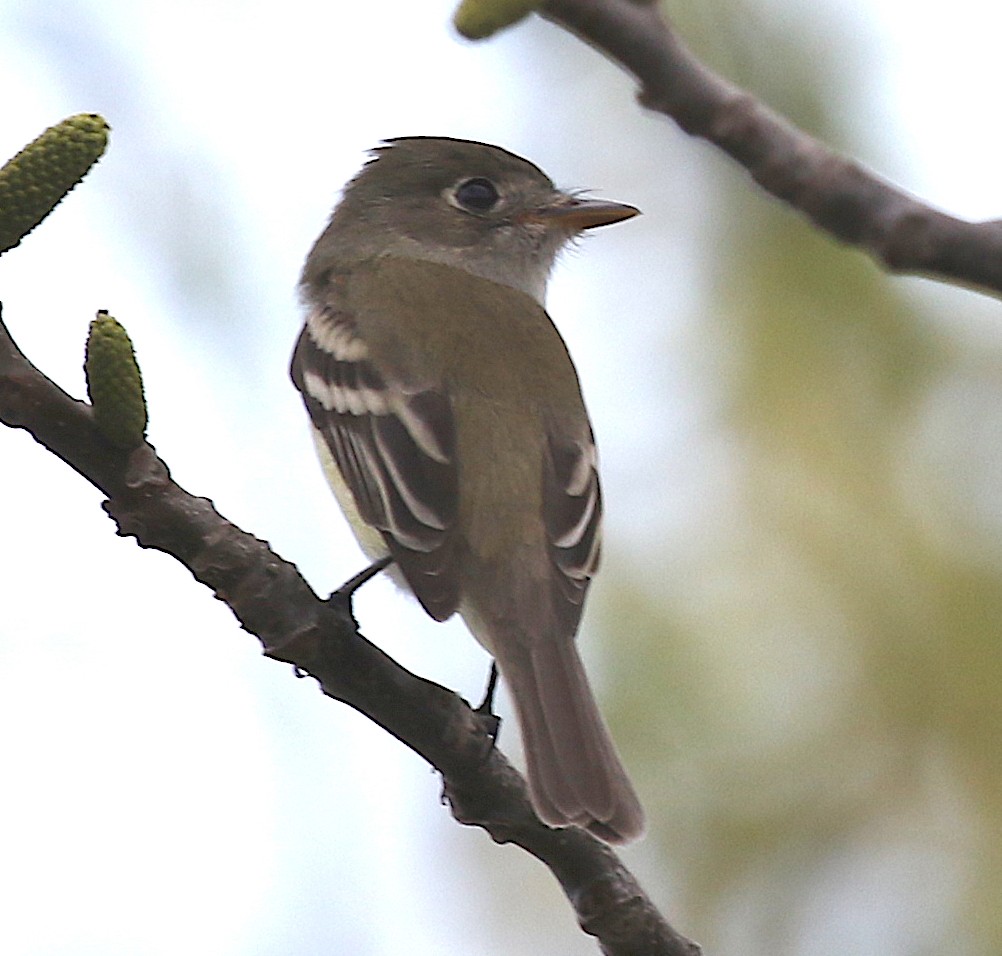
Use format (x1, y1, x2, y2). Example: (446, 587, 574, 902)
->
(1, 2, 1000, 954)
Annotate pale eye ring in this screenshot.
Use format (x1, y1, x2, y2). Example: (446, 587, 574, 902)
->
(452, 177, 500, 212)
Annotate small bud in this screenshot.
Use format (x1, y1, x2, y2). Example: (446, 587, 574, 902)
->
(0, 113, 110, 255)
(85, 311, 148, 449)
(453, 0, 540, 40)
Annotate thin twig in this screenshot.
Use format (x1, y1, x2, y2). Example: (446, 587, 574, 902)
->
(540, 0, 1002, 298)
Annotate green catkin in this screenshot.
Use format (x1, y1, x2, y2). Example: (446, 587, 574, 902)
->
(0, 113, 109, 255)
(85, 311, 148, 449)
(453, 0, 541, 39)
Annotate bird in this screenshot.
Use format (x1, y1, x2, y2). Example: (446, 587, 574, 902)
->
(290, 137, 644, 843)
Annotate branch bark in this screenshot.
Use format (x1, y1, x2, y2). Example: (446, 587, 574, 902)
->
(540, 0, 1002, 298)
(0, 307, 699, 956)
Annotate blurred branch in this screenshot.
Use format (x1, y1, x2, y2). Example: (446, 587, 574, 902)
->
(540, 0, 1002, 298)
(0, 307, 698, 956)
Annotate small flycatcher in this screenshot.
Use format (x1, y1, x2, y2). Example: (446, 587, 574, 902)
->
(290, 137, 644, 843)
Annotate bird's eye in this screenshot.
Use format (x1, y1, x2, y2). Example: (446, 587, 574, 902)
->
(453, 177, 500, 212)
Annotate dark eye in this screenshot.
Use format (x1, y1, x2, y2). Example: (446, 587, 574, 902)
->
(454, 177, 500, 212)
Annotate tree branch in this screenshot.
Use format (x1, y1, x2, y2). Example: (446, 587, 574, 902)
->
(0, 307, 699, 956)
(540, 0, 1002, 298)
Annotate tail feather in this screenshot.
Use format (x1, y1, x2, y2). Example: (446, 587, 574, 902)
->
(496, 634, 645, 844)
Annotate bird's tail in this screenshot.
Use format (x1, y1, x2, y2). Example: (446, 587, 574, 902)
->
(493, 632, 645, 844)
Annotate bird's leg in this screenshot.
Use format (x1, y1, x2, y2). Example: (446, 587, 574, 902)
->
(334, 555, 393, 597)
(474, 661, 501, 745)
(327, 555, 393, 628)
(289, 557, 394, 680)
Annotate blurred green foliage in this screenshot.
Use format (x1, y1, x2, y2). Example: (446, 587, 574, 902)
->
(598, 3, 1002, 954)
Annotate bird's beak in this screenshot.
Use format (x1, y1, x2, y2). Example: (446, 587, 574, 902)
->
(522, 196, 640, 231)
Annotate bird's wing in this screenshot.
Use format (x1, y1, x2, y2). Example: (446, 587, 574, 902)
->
(542, 424, 603, 637)
(291, 299, 459, 621)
